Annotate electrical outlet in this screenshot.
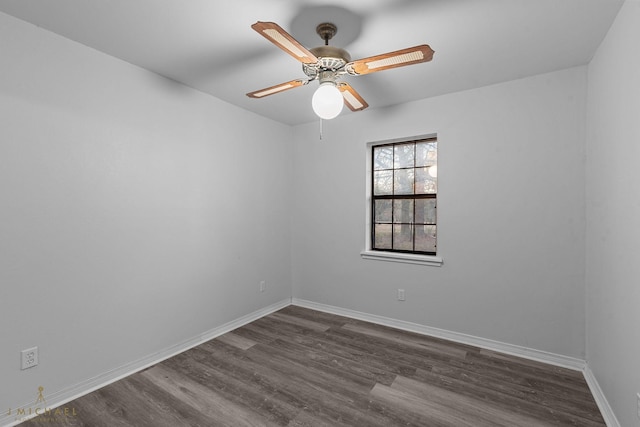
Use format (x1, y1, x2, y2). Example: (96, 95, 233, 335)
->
(397, 289, 406, 301)
(259, 280, 266, 292)
(21, 347, 38, 370)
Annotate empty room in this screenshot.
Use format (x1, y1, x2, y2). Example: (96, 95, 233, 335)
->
(1, 1, 638, 426)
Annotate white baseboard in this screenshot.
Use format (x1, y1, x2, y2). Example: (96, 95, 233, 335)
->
(583, 366, 621, 427)
(2, 298, 291, 427)
(292, 298, 586, 371)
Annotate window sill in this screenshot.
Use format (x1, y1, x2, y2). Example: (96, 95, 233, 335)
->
(360, 250, 443, 267)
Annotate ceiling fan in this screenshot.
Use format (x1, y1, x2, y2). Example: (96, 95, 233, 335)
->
(246, 21, 434, 120)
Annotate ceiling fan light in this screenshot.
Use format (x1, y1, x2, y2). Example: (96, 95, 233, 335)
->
(312, 82, 344, 120)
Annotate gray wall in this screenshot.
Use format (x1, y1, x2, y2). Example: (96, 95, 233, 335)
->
(291, 66, 587, 359)
(586, 1, 640, 426)
(0, 12, 292, 411)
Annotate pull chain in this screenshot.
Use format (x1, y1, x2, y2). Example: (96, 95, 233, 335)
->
(319, 118, 323, 140)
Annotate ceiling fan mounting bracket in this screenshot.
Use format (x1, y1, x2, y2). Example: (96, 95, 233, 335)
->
(316, 22, 337, 44)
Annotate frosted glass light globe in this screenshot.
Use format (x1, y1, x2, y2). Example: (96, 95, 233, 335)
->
(312, 82, 344, 120)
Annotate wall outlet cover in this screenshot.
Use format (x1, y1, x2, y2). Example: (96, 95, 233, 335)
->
(21, 347, 38, 370)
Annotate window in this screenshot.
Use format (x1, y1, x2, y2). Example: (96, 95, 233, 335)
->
(371, 137, 437, 255)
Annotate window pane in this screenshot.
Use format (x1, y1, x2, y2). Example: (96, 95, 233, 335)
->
(393, 199, 414, 223)
(415, 167, 437, 194)
(394, 169, 414, 194)
(373, 146, 393, 170)
(416, 141, 437, 167)
(371, 138, 437, 255)
(374, 200, 392, 223)
(394, 143, 414, 169)
(373, 170, 393, 195)
(393, 224, 414, 251)
(374, 224, 392, 249)
(415, 225, 436, 252)
(415, 199, 436, 224)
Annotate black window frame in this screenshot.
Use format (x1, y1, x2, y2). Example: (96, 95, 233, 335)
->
(370, 137, 437, 256)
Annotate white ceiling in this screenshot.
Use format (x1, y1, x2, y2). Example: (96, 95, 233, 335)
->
(0, 0, 624, 125)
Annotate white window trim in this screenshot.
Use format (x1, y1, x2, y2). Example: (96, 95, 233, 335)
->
(360, 250, 443, 266)
(362, 133, 443, 267)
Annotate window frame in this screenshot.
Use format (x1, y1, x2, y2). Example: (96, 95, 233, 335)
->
(361, 134, 443, 267)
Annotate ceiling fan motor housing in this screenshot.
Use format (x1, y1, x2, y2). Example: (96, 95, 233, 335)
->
(303, 46, 351, 78)
(302, 22, 351, 80)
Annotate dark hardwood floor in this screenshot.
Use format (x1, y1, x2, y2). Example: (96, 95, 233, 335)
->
(21, 306, 605, 426)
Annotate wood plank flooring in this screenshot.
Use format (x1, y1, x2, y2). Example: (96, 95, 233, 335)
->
(20, 306, 605, 426)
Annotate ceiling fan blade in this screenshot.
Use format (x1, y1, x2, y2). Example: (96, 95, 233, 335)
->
(246, 79, 307, 98)
(338, 83, 369, 111)
(251, 21, 318, 64)
(346, 44, 434, 75)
